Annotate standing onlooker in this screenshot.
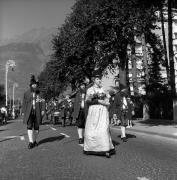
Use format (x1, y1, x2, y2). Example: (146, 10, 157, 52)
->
(0, 106, 7, 124)
(22, 75, 45, 149)
(127, 97, 134, 128)
(114, 86, 132, 142)
(83, 71, 115, 158)
(143, 99, 149, 120)
(109, 90, 116, 124)
(72, 80, 86, 144)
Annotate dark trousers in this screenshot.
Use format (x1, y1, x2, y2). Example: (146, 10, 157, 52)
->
(76, 109, 85, 128)
(27, 109, 39, 130)
(120, 110, 128, 127)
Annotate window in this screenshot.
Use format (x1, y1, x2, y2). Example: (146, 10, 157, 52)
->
(174, 45, 177, 52)
(174, 33, 177, 40)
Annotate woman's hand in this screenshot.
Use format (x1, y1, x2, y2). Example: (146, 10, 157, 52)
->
(98, 99, 110, 106)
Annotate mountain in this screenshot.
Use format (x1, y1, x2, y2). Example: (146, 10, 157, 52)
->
(0, 27, 58, 56)
(0, 27, 58, 101)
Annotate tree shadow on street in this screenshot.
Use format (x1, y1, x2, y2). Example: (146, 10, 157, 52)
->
(0, 129, 7, 132)
(19, 128, 51, 137)
(0, 137, 14, 142)
(38, 135, 65, 145)
(117, 133, 136, 139)
(112, 140, 120, 146)
(137, 119, 177, 126)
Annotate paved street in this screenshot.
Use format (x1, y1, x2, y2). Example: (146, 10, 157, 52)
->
(0, 119, 177, 180)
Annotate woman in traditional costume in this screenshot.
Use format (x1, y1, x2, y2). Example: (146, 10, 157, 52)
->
(83, 71, 115, 158)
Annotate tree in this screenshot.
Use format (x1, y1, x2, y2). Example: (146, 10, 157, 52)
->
(42, 0, 165, 98)
(0, 84, 5, 107)
(160, 5, 170, 86)
(168, 0, 175, 97)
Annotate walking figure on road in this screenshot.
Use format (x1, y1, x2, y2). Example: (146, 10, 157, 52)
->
(0, 106, 7, 124)
(114, 85, 132, 142)
(72, 79, 86, 144)
(22, 75, 45, 149)
(83, 71, 115, 158)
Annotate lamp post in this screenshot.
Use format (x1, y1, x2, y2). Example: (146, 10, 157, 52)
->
(12, 82, 18, 119)
(5, 60, 16, 107)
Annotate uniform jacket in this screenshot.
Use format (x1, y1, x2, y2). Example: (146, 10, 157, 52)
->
(22, 89, 45, 125)
(72, 90, 86, 119)
(113, 92, 132, 120)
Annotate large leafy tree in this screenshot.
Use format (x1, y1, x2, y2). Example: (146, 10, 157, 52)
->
(42, 0, 165, 95)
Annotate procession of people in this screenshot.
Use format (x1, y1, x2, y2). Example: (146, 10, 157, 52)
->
(21, 73, 134, 158)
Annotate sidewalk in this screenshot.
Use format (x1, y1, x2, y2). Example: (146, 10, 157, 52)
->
(111, 119, 177, 140)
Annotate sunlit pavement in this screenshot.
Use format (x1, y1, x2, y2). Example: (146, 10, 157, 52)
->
(0, 119, 177, 180)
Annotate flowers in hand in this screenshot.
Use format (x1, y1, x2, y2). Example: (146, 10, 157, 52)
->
(92, 92, 106, 100)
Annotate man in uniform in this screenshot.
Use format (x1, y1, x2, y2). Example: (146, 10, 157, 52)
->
(73, 80, 86, 144)
(114, 85, 132, 142)
(22, 75, 45, 149)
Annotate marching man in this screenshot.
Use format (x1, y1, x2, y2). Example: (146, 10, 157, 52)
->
(22, 75, 45, 149)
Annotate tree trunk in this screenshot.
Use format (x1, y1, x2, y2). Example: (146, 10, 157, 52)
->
(168, 0, 177, 122)
(119, 54, 128, 89)
(160, 7, 170, 86)
(131, 44, 138, 95)
(168, 0, 176, 97)
(142, 33, 149, 86)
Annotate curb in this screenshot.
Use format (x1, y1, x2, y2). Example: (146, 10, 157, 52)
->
(110, 126, 177, 140)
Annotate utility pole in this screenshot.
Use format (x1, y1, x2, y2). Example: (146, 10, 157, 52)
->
(5, 60, 16, 106)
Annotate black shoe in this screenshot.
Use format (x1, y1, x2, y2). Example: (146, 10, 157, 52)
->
(105, 152, 110, 158)
(33, 141, 38, 147)
(28, 142, 34, 149)
(79, 138, 84, 144)
(121, 137, 127, 142)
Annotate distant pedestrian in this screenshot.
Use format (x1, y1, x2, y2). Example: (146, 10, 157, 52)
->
(127, 97, 134, 128)
(22, 75, 45, 149)
(109, 90, 116, 124)
(143, 100, 149, 120)
(0, 106, 7, 124)
(114, 85, 132, 142)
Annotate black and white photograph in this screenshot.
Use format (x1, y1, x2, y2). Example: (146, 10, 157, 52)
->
(0, 0, 177, 179)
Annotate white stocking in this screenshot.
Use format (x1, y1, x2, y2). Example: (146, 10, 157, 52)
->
(121, 126, 126, 138)
(77, 128, 83, 139)
(27, 130, 33, 143)
(33, 130, 39, 142)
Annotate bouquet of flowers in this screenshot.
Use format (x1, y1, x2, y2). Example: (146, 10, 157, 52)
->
(91, 92, 107, 101)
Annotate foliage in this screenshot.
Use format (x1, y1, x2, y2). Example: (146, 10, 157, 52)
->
(40, 0, 165, 98)
(0, 84, 5, 107)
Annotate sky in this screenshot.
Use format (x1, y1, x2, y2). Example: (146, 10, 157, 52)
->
(0, 0, 76, 40)
(0, 0, 116, 91)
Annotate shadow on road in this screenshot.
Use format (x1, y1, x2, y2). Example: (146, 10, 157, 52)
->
(112, 140, 120, 146)
(38, 135, 65, 145)
(0, 138, 14, 143)
(126, 134, 136, 139)
(136, 119, 177, 126)
(117, 133, 136, 139)
(0, 129, 7, 133)
(19, 128, 51, 137)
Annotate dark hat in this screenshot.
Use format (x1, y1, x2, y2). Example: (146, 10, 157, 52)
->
(30, 74, 37, 86)
(109, 90, 116, 96)
(92, 69, 102, 78)
(78, 78, 86, 86)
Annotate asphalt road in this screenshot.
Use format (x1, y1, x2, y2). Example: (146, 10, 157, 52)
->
(0, 119, 177, 180)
